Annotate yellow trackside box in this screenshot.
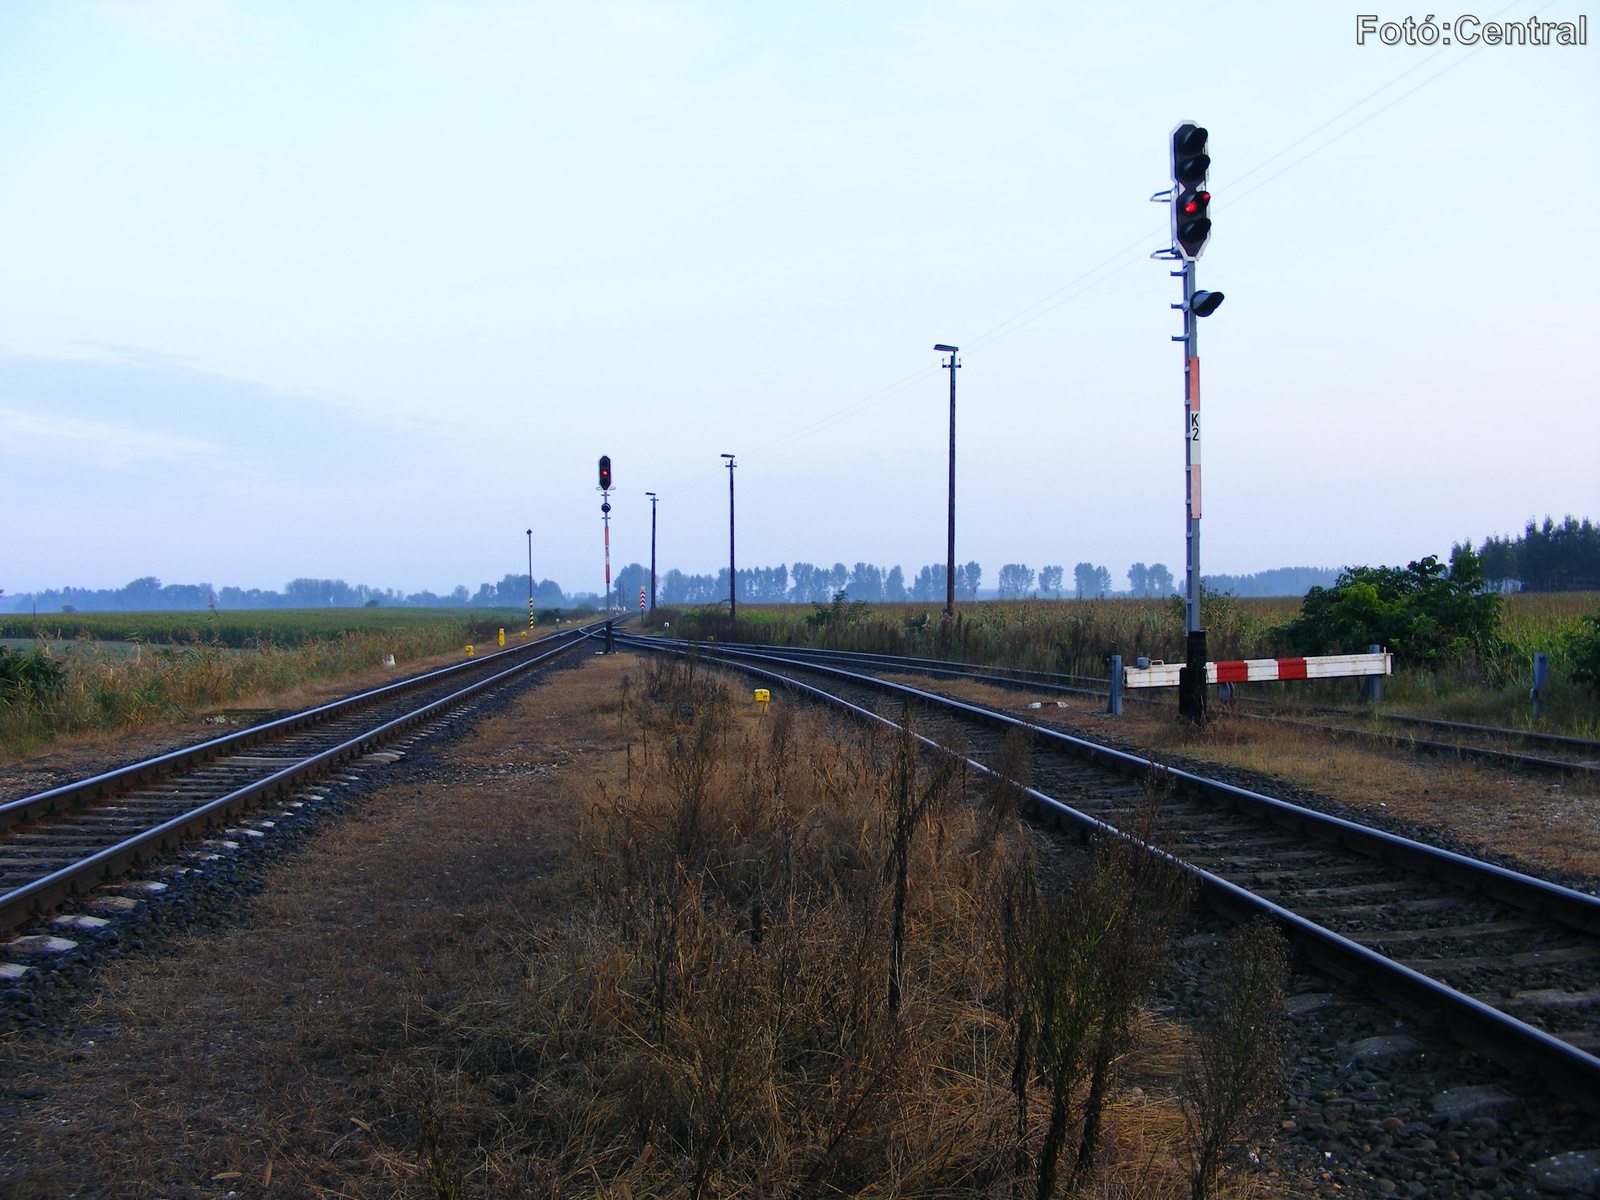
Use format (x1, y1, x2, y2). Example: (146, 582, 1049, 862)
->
(465, 644, 475, 657)
(754, 688, 770, 711)
(498, 628, 506, 646)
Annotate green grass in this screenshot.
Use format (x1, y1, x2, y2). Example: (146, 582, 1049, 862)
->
(0, 607, 531, 648)
(0, 607, 555, 762)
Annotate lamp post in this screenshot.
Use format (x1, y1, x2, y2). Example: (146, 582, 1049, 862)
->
(645, 492, 658, 613)
(935, 344, 960, 618)
(526, 528, 534, 632)
(721, 454, 736, 621)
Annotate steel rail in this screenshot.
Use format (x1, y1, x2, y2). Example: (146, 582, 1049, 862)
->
(622, 633, 1600, 1115)
(668, 638, 1598, 777)
(1237, 711, 1600, 778)
(0, 623, 607, 930)
(692, 637, 1111, 691)
(0, 624, 586, 835)
(672, 637, 1600, 931)
(1384, 713, 1600, 754)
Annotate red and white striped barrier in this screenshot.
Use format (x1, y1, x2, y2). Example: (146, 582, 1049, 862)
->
(1121, 651, 1391, 689)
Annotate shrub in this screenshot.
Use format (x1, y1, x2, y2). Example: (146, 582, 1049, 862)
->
(0, 645, 64, 705)
(1282, 546, 1501, 666)
(1572, 608, 1600, 696)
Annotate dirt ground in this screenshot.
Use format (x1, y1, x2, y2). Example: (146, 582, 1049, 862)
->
(887, 674, 1600, 886)
(0, 632, 567, 805)
(0, 652, 634, 1197)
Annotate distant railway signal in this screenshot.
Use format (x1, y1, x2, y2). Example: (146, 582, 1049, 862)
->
(1170, 124, 1212, 261)
(598, 455, 612, 491)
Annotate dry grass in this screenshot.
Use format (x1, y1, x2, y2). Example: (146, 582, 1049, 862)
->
(0, 653, 1291, 1199)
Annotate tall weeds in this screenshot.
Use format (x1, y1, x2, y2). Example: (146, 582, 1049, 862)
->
(1182, 917, 1290, 1200)
(398, 659, 1279, 1197)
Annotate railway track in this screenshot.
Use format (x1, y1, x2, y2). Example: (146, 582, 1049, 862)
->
(683, 637, 1600, 777)
(620, 632, 1600, 1117)
(0, 619, 612, 939)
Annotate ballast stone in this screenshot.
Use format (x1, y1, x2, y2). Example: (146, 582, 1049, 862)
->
(1531, 1150, 1600, 1195)
(1431, 1085, 1521, 1127)
(1348, 1034, 1423, 1063)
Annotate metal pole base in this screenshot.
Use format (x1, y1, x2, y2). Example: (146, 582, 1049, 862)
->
(1178, 629, 1208, 721)
(604, 621, 615, 654)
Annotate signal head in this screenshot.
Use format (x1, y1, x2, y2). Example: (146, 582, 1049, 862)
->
(1190, 290, 1225, 317)
(1172, 181, 1213, 261)
(598, 454, 612, 491)
(1171, 123, 1210, 185)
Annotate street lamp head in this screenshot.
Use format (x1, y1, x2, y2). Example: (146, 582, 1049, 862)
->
(1191, 290, 1225, 317)
(934, 344, 958, 353)
(645, 491, 657, 498)
(721, 453, 736, 461)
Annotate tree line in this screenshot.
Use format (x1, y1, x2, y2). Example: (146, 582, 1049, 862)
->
(1468, 516, 1600, 592)
(7, 574, 570, 614)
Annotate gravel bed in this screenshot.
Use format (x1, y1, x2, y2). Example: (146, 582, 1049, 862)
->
(0, 651, 587, 1042)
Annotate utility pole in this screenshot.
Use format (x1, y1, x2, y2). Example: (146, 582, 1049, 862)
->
(526, 528, 534, 632)
(721, 454, 736, 621)
(598, 456, 613, 613)
(935, 344, 960, 618)
(645, 492, 658, 612)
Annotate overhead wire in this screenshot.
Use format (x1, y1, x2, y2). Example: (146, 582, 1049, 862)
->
(656, 1, 1541, 500)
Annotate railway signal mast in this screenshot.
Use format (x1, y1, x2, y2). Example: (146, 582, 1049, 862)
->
(1157, 123, 1225, 719)
(598, 455, 614, 613)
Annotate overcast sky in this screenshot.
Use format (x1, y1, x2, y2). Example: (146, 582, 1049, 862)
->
(1, 0, 1595, 597)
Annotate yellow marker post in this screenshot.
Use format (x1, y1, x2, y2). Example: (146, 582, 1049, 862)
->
(754, 688, 770, 713)
(465, 644, 475, 657)
(498, 628, 506, 647)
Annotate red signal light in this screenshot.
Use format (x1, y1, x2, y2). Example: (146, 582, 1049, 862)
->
(1184, 200, 1198, 214)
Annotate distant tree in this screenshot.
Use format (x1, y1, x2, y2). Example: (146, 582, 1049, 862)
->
(848, 562, 885, 602)
(911, 564, 943, 602)
(997, 563, 1035, 599)
(1475, 535, 1520, 592)
(1093, 566, 1113, 596)
(1127, 563, 1150, 597)
(828, 562, 849, 596)
(614, 563, 650, 608)
(1038, 565, 1064, 598)
(1148, 563, 1176, 596)
(962, 560, 982, 599)
(789, 562, 830, 604)
(1074, 562, 1098, 599)
(1514, 517, 1598, 591)
(884, 565, 907, 602)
